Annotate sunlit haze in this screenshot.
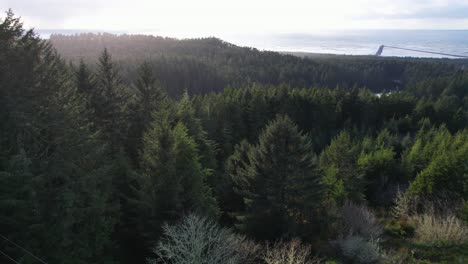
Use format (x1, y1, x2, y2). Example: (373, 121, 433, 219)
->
(4, 0, 468, 38)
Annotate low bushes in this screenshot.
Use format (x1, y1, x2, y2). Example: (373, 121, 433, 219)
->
(262, 239, 321, 264)
(410, 213, 468, 247)
(390, 190, 468, 248)
(149, 214, 323, 264)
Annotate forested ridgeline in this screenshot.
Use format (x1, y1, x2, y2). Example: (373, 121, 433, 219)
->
(50, 33, 468, 96)
(1, 10, 468, 264)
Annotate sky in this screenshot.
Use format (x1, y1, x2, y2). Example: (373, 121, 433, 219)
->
(3, 0, 468, 36)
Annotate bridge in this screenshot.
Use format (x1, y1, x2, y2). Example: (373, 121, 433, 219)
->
(375, 45, 468, 58)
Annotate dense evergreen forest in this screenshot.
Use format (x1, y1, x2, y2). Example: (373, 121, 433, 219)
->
(1, 10, 468, 264)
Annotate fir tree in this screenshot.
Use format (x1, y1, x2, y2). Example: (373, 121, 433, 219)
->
(320, 131, 364, 204)
(127, 62, 167, 164)
(93, 48, 129, 154)
(133, 106, 218, 249)
(75, 59, 96, 96)
(0, 11, 118, 263)
(234, 115, 322, 239)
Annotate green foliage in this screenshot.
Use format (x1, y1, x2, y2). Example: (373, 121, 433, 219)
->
(320, 132, 364, 204)
(411, 244, 468, 263)
(406, 126, 468, 199)
(385, 218, 415, 238)
(461, 201, 468, 223)
(358, 129, 398, 204)
(175, 91, 217, 171)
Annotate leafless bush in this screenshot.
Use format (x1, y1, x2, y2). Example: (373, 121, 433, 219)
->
(342, 201, 383, 239)
(332, 202, 383, 263)
(336, 236, 381, 264)
(148, 214, 258, 264)
(410, 213, 468, 247)
(262, 239, 322, 264)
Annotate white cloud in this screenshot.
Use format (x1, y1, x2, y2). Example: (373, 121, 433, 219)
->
(2, 0, 468, 33)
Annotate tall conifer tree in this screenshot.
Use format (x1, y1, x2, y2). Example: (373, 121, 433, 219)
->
(0, 10, 118, 263)
(233, 115, 322, 239)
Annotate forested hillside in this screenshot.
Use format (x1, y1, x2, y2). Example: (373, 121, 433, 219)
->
(1, 10, 467, 264)
(50, 33, 468, 96)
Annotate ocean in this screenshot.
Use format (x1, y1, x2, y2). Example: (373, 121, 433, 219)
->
(38, 29, 468, 59)
(220, 30, 468, 58)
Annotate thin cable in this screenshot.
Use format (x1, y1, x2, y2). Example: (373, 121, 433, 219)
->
(0, 250, 20, 264)
(383, 45, 468, 58)
(0, 234, 48, 264)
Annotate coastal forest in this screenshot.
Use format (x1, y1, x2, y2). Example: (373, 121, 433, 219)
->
(1, 10, 467, 264)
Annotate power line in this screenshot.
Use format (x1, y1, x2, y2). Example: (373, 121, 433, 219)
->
(0, 234, 48, 264)
(0, 250, 20, 264)
(376, 45, 468, 58)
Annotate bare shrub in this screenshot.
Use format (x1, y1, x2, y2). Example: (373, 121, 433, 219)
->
(342, 201, 383, 239)
(336, 236, 381, 264)
(262, 239, 322, 264)
(148, 214, 258, 264)
(393, 190, 464, 219)
(410, 213, 468, 247)
(419, 192, 465, 218)
(392, 192, 468, 247)
(391, 188, 413, 218)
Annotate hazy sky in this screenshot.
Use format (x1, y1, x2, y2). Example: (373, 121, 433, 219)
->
(3, 0, 468, 35)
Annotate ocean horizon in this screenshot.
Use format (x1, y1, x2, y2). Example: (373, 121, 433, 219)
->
(38, 29, 468, 59)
